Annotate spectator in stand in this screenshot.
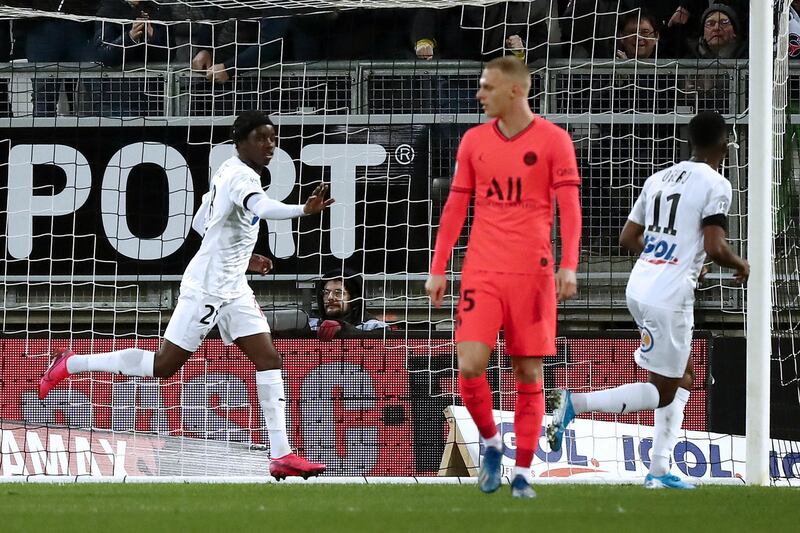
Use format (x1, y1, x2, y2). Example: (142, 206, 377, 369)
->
(18, 2, 97, 116)
(411, 3, 542, 62)
(689, 4, 746, 59)
(191, 8, 289, 85)
(88, 0, 171, 116)
(93, 0, 170, 67)
(560, 0, 621, 58)
(622, 1, 705, 57)
(630, 1, 747, 33)
(94, 0, 215, 67)
(310, 269, 389, 342)
(710, 3, 746, 49)
(524, 0, 563, 61)
(412, 5, 529, 114)
(411, 3, 551, 183)
(161, 4, 215, 66)
(616, 10, 661, 60)
(563, 1, 747, 59)
(611, 10, 681, 114)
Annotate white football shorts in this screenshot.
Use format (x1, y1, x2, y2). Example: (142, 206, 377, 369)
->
(164, 288, 270, 352)
(627, 296, 693, 379)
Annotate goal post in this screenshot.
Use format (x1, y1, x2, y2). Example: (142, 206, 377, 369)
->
(745, 0, 776, 487)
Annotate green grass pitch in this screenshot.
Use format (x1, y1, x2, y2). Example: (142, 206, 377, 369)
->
(1, 483, 797, 532)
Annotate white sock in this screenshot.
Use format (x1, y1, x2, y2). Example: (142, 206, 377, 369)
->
(66, 349, 155, 377)
(572, 382, 659, 415)
(650, 387, 690, 477)
(483, 432, 502, 451)
(514, 465, 533, 484)
(256, 369, 292, 459)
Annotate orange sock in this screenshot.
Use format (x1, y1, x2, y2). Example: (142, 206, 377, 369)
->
(459, 374, 498, 439)
(514, 380, 544, 468)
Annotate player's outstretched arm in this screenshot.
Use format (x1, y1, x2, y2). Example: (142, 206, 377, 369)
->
(703, 224, 749, 283)
(246, 184, 333, 220)
(303, 183, 335, 215)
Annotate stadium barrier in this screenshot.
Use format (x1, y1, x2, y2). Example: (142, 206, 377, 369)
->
(1, 334, 711, 479)
(441, 407, 800, 485)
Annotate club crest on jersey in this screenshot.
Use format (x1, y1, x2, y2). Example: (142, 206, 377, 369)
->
(641, 235, 678, 265)
(639, 326, 654, 353)
(523, 151, 537, 166)
(790, 32, 800, 58)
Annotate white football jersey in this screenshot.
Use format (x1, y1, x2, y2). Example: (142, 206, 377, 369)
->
(626, 160, 732, 310)
(181, 156, 265, 299)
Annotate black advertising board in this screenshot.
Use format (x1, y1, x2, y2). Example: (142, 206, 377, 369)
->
(0, 123, 432, 278)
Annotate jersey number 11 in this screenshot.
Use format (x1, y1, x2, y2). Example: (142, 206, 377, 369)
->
(647, 191, 681, 236)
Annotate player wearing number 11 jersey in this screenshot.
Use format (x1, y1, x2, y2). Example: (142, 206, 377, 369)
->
(39, 111, 332, 480)
(547, 111, 749, 489)
(426, 57, 583, 498)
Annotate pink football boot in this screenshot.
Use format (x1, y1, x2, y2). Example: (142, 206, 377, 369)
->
(39, 348, 75, 400)
(269, 453, 326, 480)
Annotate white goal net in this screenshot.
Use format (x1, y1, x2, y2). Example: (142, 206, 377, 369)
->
(0, 0, 796, 484)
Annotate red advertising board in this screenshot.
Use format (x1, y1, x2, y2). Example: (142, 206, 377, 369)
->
(0, 336, 708, 477)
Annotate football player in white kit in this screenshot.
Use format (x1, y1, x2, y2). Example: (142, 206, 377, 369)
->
(40, 111, 333, 480)
(546, 111, 749, 489)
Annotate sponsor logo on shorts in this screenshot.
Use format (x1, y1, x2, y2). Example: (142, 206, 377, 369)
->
(639, 326, 654, 353)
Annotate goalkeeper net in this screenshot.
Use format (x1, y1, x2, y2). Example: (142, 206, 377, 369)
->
(770, 0, 800, 485)
(0, 0, 796, 484)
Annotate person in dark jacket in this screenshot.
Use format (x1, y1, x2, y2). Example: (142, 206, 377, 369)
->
(190, 7, 289, 84)
(616, 9, 662, 60)
(410, 3, 540, 61)
(310, 269, 389, 341)
(92, 0, 170, 67)
(18, 0, 97, 116)
(688, 4, 747, 59)
(85, 0, 171, 116)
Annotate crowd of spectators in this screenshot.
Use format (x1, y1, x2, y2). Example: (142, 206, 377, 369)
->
(0, 1, 754, 69)
(0, 1, 766, 117)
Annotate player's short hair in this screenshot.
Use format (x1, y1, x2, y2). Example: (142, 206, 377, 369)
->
(232, 110, 273, 144)
(688, 111, 728, 150)
(485, 56, 531, 88)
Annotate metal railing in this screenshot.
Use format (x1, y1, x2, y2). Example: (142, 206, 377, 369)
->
(0, 59, 756, 120)
(0, 59, 792, 330)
